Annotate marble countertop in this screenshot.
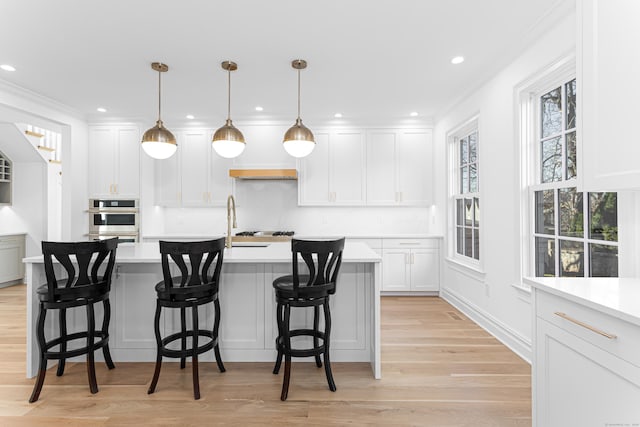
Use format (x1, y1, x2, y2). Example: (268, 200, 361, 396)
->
(0, 231, 27, 237)
(142, 233, 443, 240)
(24, 241, 381, 264)
(524, 276, 640, 327)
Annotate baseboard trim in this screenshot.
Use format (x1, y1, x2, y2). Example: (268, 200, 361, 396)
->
(440, 288, 532, 364)
(0, 279, 23, 289)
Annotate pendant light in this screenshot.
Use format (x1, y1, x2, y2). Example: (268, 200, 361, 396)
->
(212, 61, 245, 158)
(283, 59, 315, 158)
(141, 62, 177, 160)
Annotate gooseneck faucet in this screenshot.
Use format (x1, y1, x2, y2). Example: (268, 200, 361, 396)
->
(226, 195, 237, 248)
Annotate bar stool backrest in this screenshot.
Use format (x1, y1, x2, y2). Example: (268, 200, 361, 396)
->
(159, 238, 225, 291)
(41, 238, 119, 302)
(291, 238, 345, 295)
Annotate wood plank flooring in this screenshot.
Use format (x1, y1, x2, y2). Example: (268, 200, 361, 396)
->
(0, 285, 531, 426)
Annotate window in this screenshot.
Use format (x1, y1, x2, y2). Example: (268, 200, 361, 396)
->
(454, 130, 480, 261)
(532, 78, 618, 277)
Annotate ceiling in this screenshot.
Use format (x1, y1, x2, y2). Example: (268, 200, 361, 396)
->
(0, 0, 572, 127)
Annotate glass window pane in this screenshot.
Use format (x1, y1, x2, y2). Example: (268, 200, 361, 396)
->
(464, 227, 472, 258)
(535, 190, 554, 235)
(465, 198, 473, 226)
(541, 87, 562, 138)
(456, 199, 464, 226)
(469, 132, 477, 163)
(559, 240, 584, 277)
(461, 166, 469, 194)
(559, 188, 584, 238)
(589, 192, 618, 242)
(469, 163, 478, 193)
(456, 227, 464, 255)
(460, 137, 468, 165)
(473, 197, 480, 227)
(590, 244, 618, 277)
(535, 237, 555, 277)
(566, 131, 577, 180)
(541, 137, 562, 183)
(566, 79, 576, 130)
(473, 228, 479, 260)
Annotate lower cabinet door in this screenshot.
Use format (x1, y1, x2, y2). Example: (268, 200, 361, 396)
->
(382, 250, 410, 291)
(409, 248, 439, 291)
(534, 318, 640, 427)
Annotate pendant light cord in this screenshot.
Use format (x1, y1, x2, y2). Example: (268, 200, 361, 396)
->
(157, 68, 162, 122)
(227, 67, 232, 121)
(297, 67, 301, 120)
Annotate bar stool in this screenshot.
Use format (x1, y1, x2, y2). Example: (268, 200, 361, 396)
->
(147, 238, 226, 400)
(272, 237, 345, 401)
(29, 238, 119, 403)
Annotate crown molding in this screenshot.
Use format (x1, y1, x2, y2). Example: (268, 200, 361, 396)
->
(0, 78, 86, 121)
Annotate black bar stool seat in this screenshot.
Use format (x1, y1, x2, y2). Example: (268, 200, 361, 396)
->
(29, 238, 119, 403)
(272, 238, 345, 401)
(147, 238, 226, 400)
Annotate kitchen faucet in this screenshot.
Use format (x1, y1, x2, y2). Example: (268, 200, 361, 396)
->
(226, 195, 237, 248)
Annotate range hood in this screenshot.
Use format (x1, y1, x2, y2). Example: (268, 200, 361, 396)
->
(229, 169, 297, 180)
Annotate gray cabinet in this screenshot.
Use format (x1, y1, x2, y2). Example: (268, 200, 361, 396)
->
(0, 151, 12, 205)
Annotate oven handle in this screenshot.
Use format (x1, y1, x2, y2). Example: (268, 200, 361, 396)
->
(88, 209, 139, 214)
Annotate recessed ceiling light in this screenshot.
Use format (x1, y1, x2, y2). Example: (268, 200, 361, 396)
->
(451, 56, 465, 65)
(96, 107, 107, 113)
(334, 113, 343, 118)
(0, 64, 16, 72)
(186, 114, 195, 119)
(410, 112, 419, 117)
(255, 106, 264, 111)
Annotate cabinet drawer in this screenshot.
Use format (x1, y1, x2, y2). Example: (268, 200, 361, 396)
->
(383, 238, 438, 249)
(348, 238, 382, 250)
(536, 290, 640, 367)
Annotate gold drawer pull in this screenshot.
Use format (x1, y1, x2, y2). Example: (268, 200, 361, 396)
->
(554, 312, 618, 340)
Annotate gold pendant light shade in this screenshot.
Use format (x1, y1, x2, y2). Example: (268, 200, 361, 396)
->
(283, 59, 315, 158)
(212, 61, 246, 158)
(142, 62, 177, 160)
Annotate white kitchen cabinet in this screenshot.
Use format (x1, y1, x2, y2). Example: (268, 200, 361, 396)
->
(533, 283, 640, 426)
(298, 130, 366, 206)
(0, 234, 25, 285)
(381, 238, 439, 293)
(154, 129, 234, 207)
(88, 126, 140, 198)
(366, 129, 433, 206)
(578, 0, 640, 190)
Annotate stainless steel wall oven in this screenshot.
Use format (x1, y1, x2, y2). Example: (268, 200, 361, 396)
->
(88, 199, 139, 243)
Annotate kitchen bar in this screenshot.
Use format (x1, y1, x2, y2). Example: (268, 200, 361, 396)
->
(23, 241, 382, 379)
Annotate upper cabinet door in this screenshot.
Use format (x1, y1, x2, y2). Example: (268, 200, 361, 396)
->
(397, 129, 432, 205)
(154, 144, 181, 207)
(299, 131, 331, 205)
(115, 127, 140, 198)
(180, 130, 211, 207)
(366, 130, 397, 205)
(579, 0, 640, 190)
(330, 130, 366, 205)
(210, 152, 234, 206)
(89, 127, 117, 198)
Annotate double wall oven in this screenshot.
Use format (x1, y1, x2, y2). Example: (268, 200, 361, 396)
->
(88, 199, 139, 243)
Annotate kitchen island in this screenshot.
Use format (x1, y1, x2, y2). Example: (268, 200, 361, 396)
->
(24, 241, 382, 379)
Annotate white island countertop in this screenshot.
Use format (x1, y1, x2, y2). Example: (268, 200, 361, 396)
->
(524, 276, 640, 327)
(24, 241, 381, 264)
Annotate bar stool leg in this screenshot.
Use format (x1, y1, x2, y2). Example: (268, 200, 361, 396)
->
(180, 307, 187, 369)
(148, 301, 163, 395)
(213, 296, 225, 373)
(191, 303, 200, 400)
(280, 304, 292, 401)
(323, 298, 336, 392)
(102, 299, 115, 370)
(313, 305, 322, 368)
(273, 302, 283, 375)
(86, 301, 98, 394)
(56, 308, 67, 376)
(29, 304, 48, 403)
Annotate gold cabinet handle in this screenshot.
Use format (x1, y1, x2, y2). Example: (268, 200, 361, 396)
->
(554, 312, 618, 340)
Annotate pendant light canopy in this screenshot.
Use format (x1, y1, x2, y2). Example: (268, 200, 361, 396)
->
(141, 62, 177, 160)
(212, 61, 246, 159)
(283, 59, 315, 158)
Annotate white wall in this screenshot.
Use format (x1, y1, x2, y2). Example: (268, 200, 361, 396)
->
(432, 12, 579, 361)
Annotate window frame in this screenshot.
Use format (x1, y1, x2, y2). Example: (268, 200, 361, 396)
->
(447, 116, 482, 271)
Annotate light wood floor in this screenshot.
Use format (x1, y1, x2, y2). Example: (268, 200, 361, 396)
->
(0, 284, 531, 426)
